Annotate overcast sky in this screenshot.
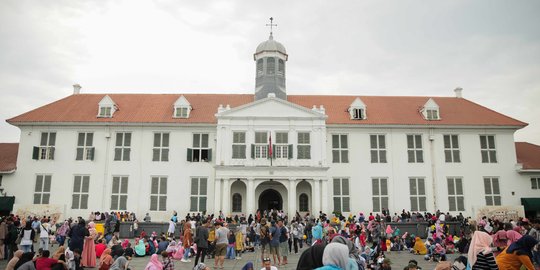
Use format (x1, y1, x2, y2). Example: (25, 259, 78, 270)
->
(1, 1, 539, 144)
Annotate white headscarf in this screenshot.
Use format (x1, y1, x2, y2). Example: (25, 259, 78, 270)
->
(322, 242, 349, 270)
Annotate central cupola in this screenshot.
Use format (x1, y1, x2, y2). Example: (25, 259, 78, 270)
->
(254, 17, 288, 101)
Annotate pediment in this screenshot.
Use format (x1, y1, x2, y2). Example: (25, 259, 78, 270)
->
(423, 98, 439, 109)
(217, 97, 326, 119)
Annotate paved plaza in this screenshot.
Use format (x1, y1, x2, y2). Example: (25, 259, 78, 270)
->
(0, 242, 460, 269)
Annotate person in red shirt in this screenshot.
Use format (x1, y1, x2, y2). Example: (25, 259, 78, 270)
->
(35, 250, 67, 270)
(95, 239, 107, 258)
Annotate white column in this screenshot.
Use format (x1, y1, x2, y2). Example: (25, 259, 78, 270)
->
(312, 179, 321, 215)
(288, 178, 297, 217)
(246, 178, 255, 215)
(214, 179, 222, 214)
(321, 179, 329, 214)
(222, 178, 230, 215)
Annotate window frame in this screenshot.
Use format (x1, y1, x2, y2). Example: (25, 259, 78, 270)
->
(407, 134, 424, 163)
(299, 193, 309, 212)
(98, 106, 113, 118)
(484, 177, 501, 206)
(274, 132, 289, 159)
(232, 193, 242, 212)
(190, 177, 208, 212)
(111, 176, 129, 210)
(372, 178, 389, 212)
(76, 132, 94, 161)
(174, 106, 190, 118)
(189, 133, 211, 162)
(266, 57, 275, 75)
(38, 132, 56, 160)
(370, 134, 387, 163)
(152, 132, 170, 162)
(72, 175, 90, 209)
(409, 177, 427, 211)
(34, 174, 52, 204)
(444, 135, 461, 163)
(426, 109, 439, 120)
(254, 131, 268, 159)
(150, 176, 167, 211)
(114, 132, 131, 161)
(480, 135, 497, 163)
(333, 178, 350, 212)
(332, 134, 349, 163)
(531, 177, 540, 190)
(447, 177, 465, 211)
(232, 131, 246, 159)
(297, 132, 311, 160)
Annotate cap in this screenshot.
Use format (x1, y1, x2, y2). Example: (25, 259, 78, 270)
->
(263, 257, 271, 262)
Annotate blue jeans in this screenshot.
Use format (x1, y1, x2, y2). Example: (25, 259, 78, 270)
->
(183, 248, 190, 260)
(226, 246, 236, 259)
(533, 249, 540, 265)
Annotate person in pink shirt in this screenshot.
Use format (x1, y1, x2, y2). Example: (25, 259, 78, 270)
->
(95, 239, 107, 258)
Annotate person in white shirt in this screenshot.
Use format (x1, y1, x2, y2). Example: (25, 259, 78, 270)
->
(260, 257, 278, 270)
(40, 221, 51, 250)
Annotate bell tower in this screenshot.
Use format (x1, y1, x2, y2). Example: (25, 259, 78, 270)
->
(254, 17, 288, 100)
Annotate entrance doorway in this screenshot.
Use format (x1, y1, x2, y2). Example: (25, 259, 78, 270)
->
(258, 189, 283, 210)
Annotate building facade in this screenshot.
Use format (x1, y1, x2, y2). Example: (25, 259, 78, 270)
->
(2, 34, 537, 221)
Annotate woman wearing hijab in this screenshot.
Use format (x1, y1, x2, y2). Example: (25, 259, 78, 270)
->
(241, 261, 254, 270)
(6, 250, 23, 270)
(467, 231, 497, 270)
(413, 236, 428, 255)
(332, 235, 365, 270)
(52, 246, 66, 260)
(99, 248, 114, 270)
(144, 254, 163, 270)
(315, 242, 351, 270)
(109, 255, 129, 270)
(134, 239, 146, 257)
(297, 244, 326, 270)
(69, 219, 89, 253)
(82, 221, 97, 267)
(496, 235, 538, 270)
(505, 230, 522, 246)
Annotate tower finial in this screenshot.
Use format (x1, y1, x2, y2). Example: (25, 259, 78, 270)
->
(266, 17, 277, 39)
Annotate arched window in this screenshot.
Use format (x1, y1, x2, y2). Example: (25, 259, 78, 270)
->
(266, 57, 275, 75)
(299, 193, 309, 212)
(257, 59, 263, 76)
(278, 59, 285, 75)
(232, 193, 242, 212)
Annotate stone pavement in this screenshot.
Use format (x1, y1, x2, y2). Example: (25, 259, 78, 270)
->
(0, 243, 460, 269)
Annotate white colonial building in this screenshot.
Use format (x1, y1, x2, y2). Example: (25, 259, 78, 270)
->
(2, 33, 538, 221)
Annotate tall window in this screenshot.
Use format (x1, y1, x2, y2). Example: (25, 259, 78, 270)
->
(531, 178, 540, 189)
(297, 132, 311, 159)
(278, 59, 285, 75)
(153, 133, 169, 162)
(372, 178, 388, 212)
(257, 59, 263, 76)
(333, 178, 350, 212)
(299, 193, 309, 212)
(34, 175, 51, 204)
(274, 132, 290, 159)
(111, 176, 128, 210)
(444, 135, 461, 163)
(370, 135, 387, 163)
(150, 177, 167, 211)
(76, 132, 94, 161)
(409, 178, 426, 211)
(188, 133, 211, 162)
(407, 135, 423, 163)
(447, 177, 465, 211)
(232, 132, 246, 159)
(232, 193, 242, 212)
(480, 135, 497, 163)
(33, 132, 56, 160)
(484, 177, 501, 206)
(332, 134, 349, 163)
(253, 132, 268, 159)
(72, 175, 89, 209)
(266, 57, 275, 75)
(190, 177, 207, 212)
(114, 133, 131, 161)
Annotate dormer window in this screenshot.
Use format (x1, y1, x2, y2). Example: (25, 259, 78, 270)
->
(173, 95, 191, 119)
(97, 95, 116, 118)
(421, 98, 440, 120)
(349, 97, 367, 120)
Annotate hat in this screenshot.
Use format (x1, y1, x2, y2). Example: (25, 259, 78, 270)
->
(383, 258, 392, 265)
(260, 218, 267, 225)
(263, 257, 271, 262)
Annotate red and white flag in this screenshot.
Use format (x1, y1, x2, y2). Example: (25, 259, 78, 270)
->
(268, 134, 273, 157)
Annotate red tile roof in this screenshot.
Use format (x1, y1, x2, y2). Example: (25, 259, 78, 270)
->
(7, 94, 527, 127)
(0, 143, 18, 173)
(516, 142, 540, 170)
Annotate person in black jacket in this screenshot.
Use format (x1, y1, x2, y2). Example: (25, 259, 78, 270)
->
(194, 220, 210, 267)
(68, 219, 89, 253)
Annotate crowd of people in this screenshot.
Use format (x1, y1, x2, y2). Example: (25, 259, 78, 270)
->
(0, 209, 539, 270)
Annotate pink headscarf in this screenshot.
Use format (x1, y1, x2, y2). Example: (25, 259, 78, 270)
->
(492, 230, 508, 247)
(468, 231, 493, 267)
(434, 243, 445, 254)
(506, 230, 522, 246)
(144, 254, 163, 270)
(121, 239, 130, 249)
(385, 225, 393, 234)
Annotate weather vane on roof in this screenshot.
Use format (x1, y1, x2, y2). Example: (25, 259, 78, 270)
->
(266, 17, 277, 38)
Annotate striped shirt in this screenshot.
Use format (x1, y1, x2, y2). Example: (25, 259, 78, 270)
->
(472, 252, 498, 270)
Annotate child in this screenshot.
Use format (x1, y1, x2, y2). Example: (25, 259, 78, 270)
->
(235, 229, 244, 259)
(161, 251, 174, 270)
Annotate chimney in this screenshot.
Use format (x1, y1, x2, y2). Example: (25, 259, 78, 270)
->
(73, 84, 82, 95)
(454, 87, 463, 98)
